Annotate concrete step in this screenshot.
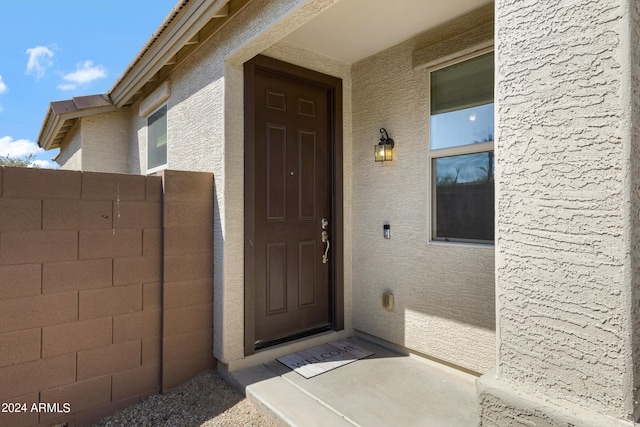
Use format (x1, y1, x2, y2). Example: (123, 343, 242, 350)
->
(227, 337, 479, 427)
(234, 363, 355, 426)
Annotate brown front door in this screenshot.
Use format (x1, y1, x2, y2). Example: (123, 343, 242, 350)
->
(244, 55, 343, 354)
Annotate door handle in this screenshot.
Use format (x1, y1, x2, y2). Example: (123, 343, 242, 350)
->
(321, 230, 330, 264)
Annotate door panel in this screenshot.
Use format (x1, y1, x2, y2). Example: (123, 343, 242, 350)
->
(266, 242, 287, 315)
(266, 124, 286, 221)
(298, 240, 317, 308)
(298, 130, 317, 220)
(253, 68, 329, 348)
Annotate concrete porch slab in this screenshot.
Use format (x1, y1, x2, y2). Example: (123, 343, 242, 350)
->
(226, 336, 479, 427)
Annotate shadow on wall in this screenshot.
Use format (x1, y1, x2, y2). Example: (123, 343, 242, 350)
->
(351, 212, 495, 373)
(212, 178, 224, 359)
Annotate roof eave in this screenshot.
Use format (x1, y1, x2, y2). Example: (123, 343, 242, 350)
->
(109, 0, 231, 108)
(37, 0, 248, 149)
(37, 95, 117, 150)
(37, 106, 62, 151)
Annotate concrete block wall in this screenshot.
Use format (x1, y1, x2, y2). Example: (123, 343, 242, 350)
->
(0, 167, 215, 427)
(160, 170, 215, 390)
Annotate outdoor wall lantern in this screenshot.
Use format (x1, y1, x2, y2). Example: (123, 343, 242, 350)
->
(375, 128, 394, 162)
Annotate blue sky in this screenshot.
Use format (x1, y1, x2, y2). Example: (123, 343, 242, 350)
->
(0, 0, 177, 168)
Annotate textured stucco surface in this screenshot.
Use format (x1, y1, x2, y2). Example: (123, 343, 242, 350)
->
(125, 0, 496, 372)
(351, 32, 495, 373)
(631, 0, 640, 420)
(62, 0, 495, 373)
(57, 110, 130, 173)
(57, 122, 82, 170)
(413, 2, 493, 70)
(491, 0, 639, 422)
(127, 0, 348, 364)
(139, 81, 171, 118)
(477, 373, 635, 427)
(82, 111, 130, 173)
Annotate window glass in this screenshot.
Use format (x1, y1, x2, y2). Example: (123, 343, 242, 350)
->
(433, 152, 494, 242)
(430, 52, 494, 150)
(148, 105, 167, 170)
(430, 103, 494, 150)
(430, 51, 494, 243)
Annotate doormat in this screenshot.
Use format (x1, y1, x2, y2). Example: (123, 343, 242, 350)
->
(277, 340, 374, 379)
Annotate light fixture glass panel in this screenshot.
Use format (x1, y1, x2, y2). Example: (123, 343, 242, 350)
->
(374, 143, 393, 162)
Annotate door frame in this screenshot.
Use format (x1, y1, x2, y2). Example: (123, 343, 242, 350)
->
(244, 54, 344, 356)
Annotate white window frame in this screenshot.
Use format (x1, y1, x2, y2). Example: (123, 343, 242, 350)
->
(146, 104, 168, 174)
(427, 47, 495, 246)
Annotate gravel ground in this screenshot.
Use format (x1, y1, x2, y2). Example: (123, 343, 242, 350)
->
(91, 371, 276, 427)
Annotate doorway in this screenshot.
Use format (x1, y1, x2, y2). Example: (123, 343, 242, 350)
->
(244, 55, 343, 354)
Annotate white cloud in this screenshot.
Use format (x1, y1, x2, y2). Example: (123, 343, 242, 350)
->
(61, 60, 106, 86)
(0, 136, 44, 158)
(31, 159, 60, 169)
(0, 75, 7, 112)
(57, 83, 77, 91)
(0, 75, 7, 94)
(26, 46, 54, 79)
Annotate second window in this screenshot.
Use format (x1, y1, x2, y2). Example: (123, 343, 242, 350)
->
(429, 51, 494, 243)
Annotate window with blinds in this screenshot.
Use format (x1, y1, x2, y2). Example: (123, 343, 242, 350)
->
(429, 51, 494, 243)
(147, 105, 168, 172)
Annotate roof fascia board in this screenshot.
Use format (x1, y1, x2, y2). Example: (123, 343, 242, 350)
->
(38, 104, 116, 150)
(110, 0, 229, 108)
(57, 105, 117, 121)
(38, 108, 62, 150)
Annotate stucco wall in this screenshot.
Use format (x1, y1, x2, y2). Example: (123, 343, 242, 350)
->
(127, 0, 346, 364)
(126, 0, 495, 372)
(57, 122, 82, 170)
(631, 0, 640, 420)
(351, 32, 495, 374)
(82, 110, 130, 174)
(57, 110, 130, 173)
(491, 0, 639, 422)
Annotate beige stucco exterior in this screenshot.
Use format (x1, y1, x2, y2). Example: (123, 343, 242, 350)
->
(126, 0, 355, 366)
(56, 122, 82, 170)
(350, 29, 495, 375)
(56, 110, 129, 173)
(81, 111, 130, 173)
(41, 0, 640, 424)
(53, 0, 496, 374)
(477, 0, 640, 425)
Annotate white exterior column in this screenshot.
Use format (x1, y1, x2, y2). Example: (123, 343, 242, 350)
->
(478, 0, 640, 425)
